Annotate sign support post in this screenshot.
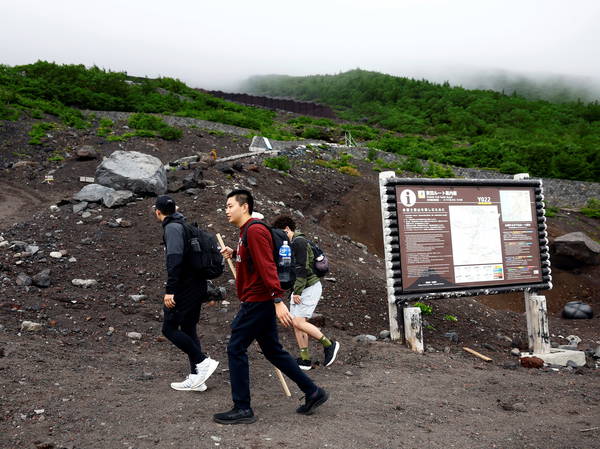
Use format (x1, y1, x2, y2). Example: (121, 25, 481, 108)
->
(379, 171, 402, 341)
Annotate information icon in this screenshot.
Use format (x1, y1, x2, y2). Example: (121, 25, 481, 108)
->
(399, 189, 417, 207)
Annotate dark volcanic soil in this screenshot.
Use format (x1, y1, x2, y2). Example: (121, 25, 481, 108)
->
(0, 116, 599, 449)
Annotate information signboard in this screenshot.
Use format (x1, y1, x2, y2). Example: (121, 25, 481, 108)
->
(380, 177, 551, 303)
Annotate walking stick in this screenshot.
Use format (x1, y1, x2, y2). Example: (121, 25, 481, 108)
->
(216, 233, 292, 397)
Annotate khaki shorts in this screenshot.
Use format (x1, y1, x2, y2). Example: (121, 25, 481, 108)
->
(290, 281, 322, 318)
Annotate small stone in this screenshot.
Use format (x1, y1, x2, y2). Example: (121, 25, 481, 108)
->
(426, 345, 436, 353)
(353, 334, 377, 343)
(32, 269, 51, 288)
(21, 321, 43, 332)
(81, 211, 92, 219)
(72, 279, 98, 288)
(566, 360, 579, 369)
(49, 205, 60, 212)
(126, 332, 142, 340)
(16, 273, 32, 286)
(68, 257, 77, 263)
(510, 348, 521, 357)
(324, 277, 337, 283)
(76, 145, 98, 160)
(119, 220, 132, 228)
(379, 330, 391, 339)
(25, 245, 40, 255)
(129, 295, 147, 302)
(566, 335, 582, 346)
(247, 176, 258, 187)
(502, 360, 519, 370)
(107, 327, 115, 336)
(344, 371, 354, 377)
(49, 251, 62, 259)
(444, 332, 459, 343)
(73, 202, 88, 214)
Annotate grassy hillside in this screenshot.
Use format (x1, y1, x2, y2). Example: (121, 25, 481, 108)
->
(0, 61, 290, 138)
(242, 70, 600, 182)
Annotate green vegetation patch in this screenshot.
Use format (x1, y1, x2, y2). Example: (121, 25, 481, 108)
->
(264, 155, 291, 172)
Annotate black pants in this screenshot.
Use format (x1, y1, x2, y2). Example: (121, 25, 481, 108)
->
(227, 301, 318, 410)
(162, 304, 206, 374)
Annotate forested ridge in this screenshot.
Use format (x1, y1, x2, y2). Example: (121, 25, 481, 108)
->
(242, 70, 600, 182)
(1, 62, 599, 182)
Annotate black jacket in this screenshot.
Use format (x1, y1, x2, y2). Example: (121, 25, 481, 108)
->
(162, 213, 207, 308)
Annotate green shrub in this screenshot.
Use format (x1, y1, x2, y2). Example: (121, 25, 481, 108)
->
(443, 314, 458, 322)
(339, 166, 361, 176)
(366, 148, 378, 161)
(127, 113, 181, 140)
(413, 302, 433, 315)
(28, 122, 55, 145)
(581, 198, 600, 218)
(545, 206, 560, 217)
(128, 113, 165, 131)
(158, 126, 182, 140)
(264, 156, 291, 172)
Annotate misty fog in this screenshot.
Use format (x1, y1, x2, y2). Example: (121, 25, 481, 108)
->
(1, 0, 599, 101)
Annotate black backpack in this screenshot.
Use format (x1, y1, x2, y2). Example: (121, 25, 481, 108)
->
(173, 219, 224, 280)
(294, 236, 330, 278)
(241, 220, 296, 290)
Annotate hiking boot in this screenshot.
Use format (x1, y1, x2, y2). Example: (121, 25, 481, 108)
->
(296, 387, 329, 415)
(296, 358, 312, 371)
(323, 340, 340, 367)
(195, 357, 219, 385)
(213, 407, 257, 425)
(170, 375, 207, 392)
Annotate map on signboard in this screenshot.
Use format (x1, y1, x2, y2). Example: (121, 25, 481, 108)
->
(448, 205, 502, 266)
(499, 190, 532, 222)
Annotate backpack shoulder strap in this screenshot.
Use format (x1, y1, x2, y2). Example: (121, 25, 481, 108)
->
(241, 220, 270, 247)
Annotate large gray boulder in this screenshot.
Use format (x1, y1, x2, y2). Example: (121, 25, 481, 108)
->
(95, 151, 167, 195)
(74, 184, 115, 202)
(551, 231, 600, 268)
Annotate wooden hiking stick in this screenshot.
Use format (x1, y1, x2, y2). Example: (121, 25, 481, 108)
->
(216, 233, 292, 397)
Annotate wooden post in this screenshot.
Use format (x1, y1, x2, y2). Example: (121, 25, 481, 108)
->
(524, 289, 551, 354)
(216, 233, 292, 397)
(379, 171, 402, 341)
(403, 307, 424, 353)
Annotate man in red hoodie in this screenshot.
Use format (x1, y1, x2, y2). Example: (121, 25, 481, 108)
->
(213, 189, 328, 424)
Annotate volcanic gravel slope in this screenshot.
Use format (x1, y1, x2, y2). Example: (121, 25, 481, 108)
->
(0, 115, 599, 449)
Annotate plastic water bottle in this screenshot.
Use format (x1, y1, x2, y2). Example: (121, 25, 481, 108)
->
(278, 241, 292, 283)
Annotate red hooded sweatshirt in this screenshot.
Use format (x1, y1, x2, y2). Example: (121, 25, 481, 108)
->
(235, 219, 285, 302)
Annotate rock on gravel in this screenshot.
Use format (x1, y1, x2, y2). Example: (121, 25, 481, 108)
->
(95, 150, 167, 195)
(72, 279, 98, 288)
(21, 321, 43, 332)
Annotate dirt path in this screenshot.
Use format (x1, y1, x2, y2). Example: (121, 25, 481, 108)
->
(0, 181, 46, 227)
(1, 319, 599, 449)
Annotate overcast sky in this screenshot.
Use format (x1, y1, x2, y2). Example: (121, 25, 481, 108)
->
(2, 0, 599, 91)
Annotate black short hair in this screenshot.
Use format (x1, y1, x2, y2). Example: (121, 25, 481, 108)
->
(272, 215, 296, 232)
(227, 189, 254, 214)
(155, 195, 176, 215)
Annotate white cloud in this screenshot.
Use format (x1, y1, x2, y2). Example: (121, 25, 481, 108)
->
(1, 0, 599, 89)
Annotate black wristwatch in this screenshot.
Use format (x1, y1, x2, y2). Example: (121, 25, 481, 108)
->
(273, 297, 283, 304)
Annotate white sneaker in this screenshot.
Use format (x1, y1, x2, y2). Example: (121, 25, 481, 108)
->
(170, 375, 207, 392)
(195, 357, 219, 385)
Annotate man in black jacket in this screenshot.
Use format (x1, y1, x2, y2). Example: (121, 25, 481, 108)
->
(154, 195, 219, 392)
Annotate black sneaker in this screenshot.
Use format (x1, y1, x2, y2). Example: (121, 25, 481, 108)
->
(323, 340, 340, 367)
(296, 358, 312, 371)
(296, 387, 329, 415)
(213, 407, 257, 425)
